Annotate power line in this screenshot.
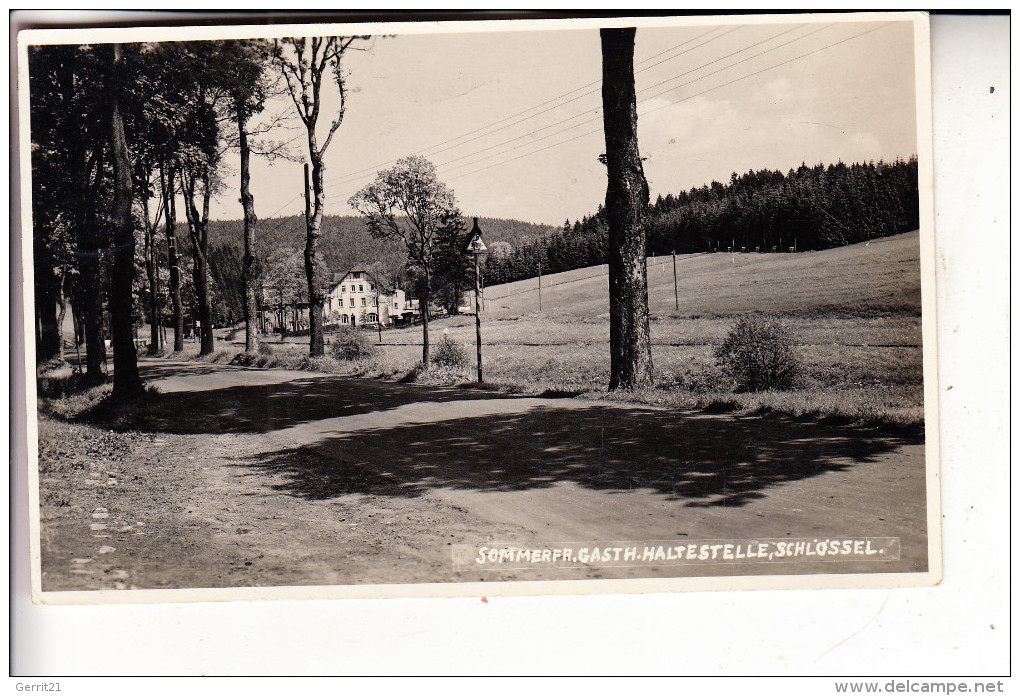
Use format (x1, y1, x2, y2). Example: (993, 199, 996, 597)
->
(441, 23, 887, 184)
(323, 23, 826, 204)
(412, 27, 741, 161)
(318, 25, 740, 192)
(433, 23, 819, 179)
(271, 21, 892, 230)
(325, 23, 832, 196)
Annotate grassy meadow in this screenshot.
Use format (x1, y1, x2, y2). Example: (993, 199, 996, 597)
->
(145, 230, 926, 428)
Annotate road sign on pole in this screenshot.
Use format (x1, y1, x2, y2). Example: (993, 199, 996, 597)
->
(464, 217, 488, 384)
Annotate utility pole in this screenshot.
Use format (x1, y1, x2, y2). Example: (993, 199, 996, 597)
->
(538, 257, 543, 312)
(672, 240, 679, 311)
(465, 218, 488, 384)
(474, 255, 483, 382)
(376, 286, 383, 343)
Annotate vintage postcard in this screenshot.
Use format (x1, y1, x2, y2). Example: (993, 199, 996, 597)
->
(17, 11, 939, 604)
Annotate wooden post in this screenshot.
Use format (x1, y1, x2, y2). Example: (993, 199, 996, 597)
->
(474, 254, 483, 384)
(538, 257, 543, 312)
(671, 235, 679, 311)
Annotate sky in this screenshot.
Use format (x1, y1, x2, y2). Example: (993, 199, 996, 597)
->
(207, 16, 919, 226)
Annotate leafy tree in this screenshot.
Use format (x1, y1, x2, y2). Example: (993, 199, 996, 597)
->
(219, 38, 290, 352)
(273, 35, 369, 357)
(262, 246, 305, 334)
(29, 44, 109, 382)
(601, 27, 653, 390)
(179, 133, 221, 356)
(431, 209, 472, 315)
(162, 168, 185, 351)
(137, 171, 166, 354)
(208, 243, 247, 325)
(166, 40, 242, 355)
(349, 155, 458, 364)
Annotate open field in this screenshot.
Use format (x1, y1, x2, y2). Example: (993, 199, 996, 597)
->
(35, 231, 928, 592)
(174, 231, 924, 426)
(483, 229, 921, 320)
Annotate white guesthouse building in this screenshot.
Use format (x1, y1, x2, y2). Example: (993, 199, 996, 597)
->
(326, 267, 409, 327)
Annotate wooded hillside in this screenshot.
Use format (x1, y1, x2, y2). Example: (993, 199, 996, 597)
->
(484, 157, 919, 286)
(206, 214, 558, 281)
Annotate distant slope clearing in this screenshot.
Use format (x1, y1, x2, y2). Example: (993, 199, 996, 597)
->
(484, 230, 921, 320)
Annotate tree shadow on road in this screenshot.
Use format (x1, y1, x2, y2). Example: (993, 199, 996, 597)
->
(234, 404, 922, 507)
(71, 358, 924, 508)
(78, 372, 522, 434)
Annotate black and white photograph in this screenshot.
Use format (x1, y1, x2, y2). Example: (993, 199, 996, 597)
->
(19, 12, 939, 603)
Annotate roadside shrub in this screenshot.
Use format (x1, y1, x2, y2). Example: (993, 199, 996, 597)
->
(328, 327, 379, 362)
(37, 369, 96, 399)
(258, 343, 273, 356)
(207, 350, 235, 364)
(306, 356, 342, 373)
(398, 362, 424, 383)
(431, 334, 468, 368)
(670, 363, 727, 393)
(229, 352, 258, 367)
(715, 314, 800, 392)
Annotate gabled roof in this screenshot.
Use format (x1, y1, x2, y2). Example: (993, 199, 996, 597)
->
(330, 268, 397, 294)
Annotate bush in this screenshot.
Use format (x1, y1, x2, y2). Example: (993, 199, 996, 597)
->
(431, 334, 468, 368)
(715, 314, 800, 392)
(328, 327, 379, 362)
(669, 363, 727, 393)
(229, 351, 258, 367)
(258, 343, 274, 356)
(305, 356, 342, 373)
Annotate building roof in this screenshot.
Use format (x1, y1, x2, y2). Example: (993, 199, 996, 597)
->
(330, 268, 398, 294)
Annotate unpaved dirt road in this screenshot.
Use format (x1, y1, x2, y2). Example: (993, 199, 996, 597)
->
(38, 357, 928, 592)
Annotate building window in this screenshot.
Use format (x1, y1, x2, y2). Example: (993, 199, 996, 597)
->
(341, 286, 345, 293)
(341, 315, 348, 324)
(359, 285, 363, 292)
(361, 298, 366, 306)
(338, 298, 343, 307)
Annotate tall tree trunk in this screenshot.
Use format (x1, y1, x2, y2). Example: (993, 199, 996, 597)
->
(34, 239, 61, 363)
(601, 27, 653, 390)
(421, 268, 431, 364)
(305, 150, 326, 357)
(237, 102, 260, 353)
(108, 42, 144, 398)
(162, 167, 185, 352)
(60, 58, 106, 383)
(143, 197, 160, 355)
(153, 236, 164, 350)
(56, 266, 68, 356)
(76, 230, 106, 382)
(183, 172, 215, 356)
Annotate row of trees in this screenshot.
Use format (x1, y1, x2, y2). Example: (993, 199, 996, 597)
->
(349, 155, 475, 363)
(203, 213, 553, 302)
(31, 36, 371, 395)
(200, 213, 474, 337)
(482, 157, 919, 287)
